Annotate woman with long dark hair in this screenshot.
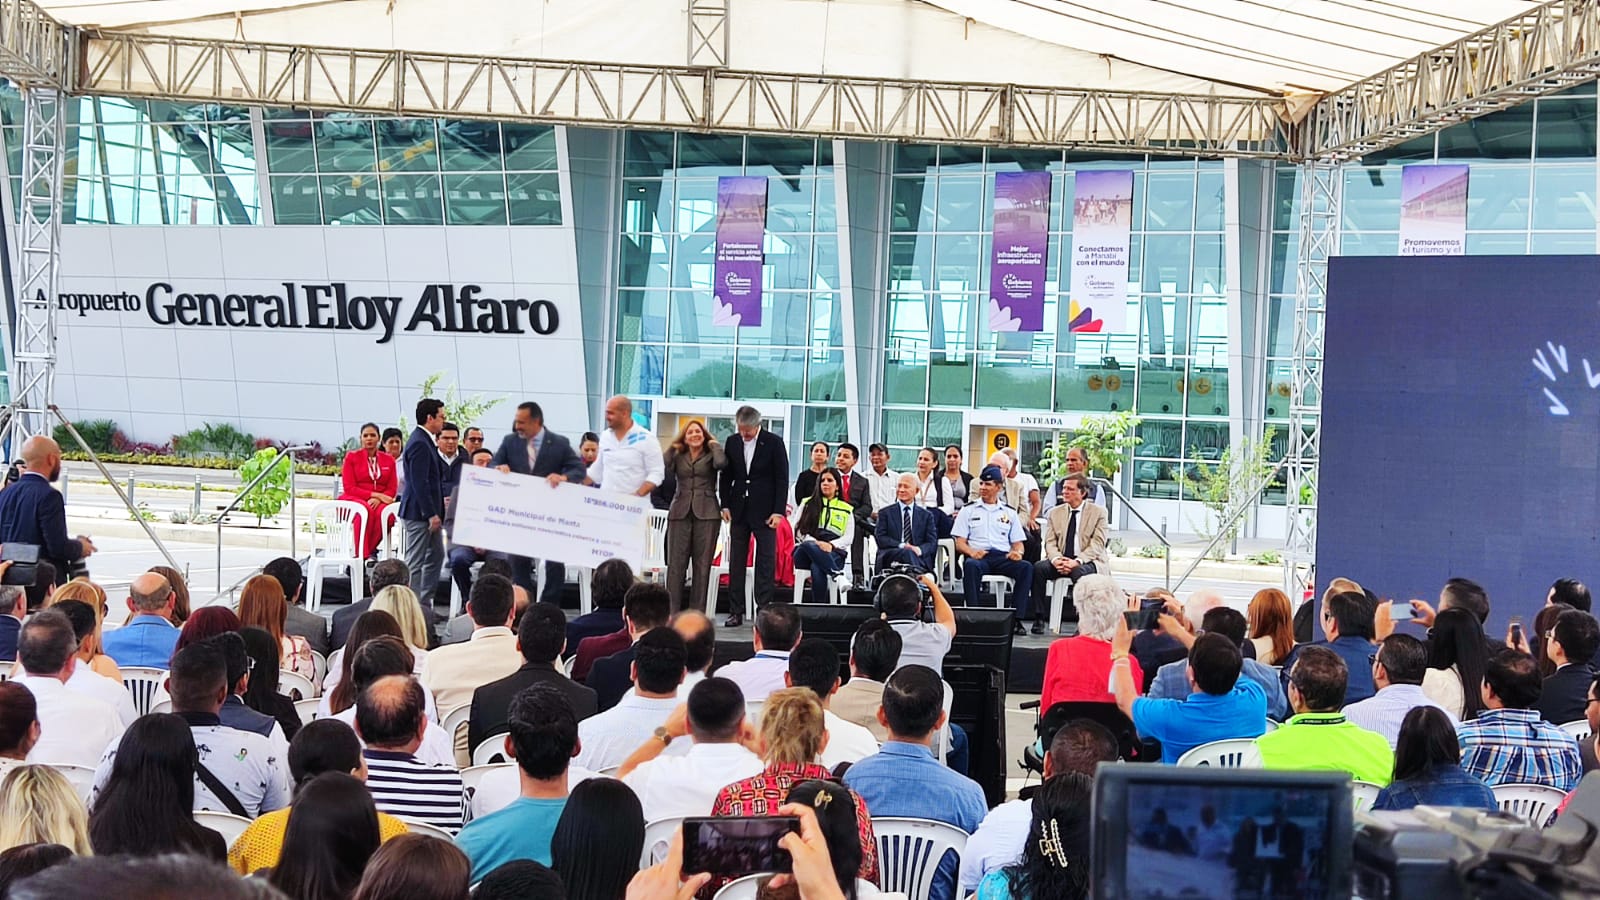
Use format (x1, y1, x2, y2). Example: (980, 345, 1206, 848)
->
(350, 834, 470, 900)
(239, 626, 303, 741)
(322, 610, 405, 716)
(88, 714, 226, 860)
(550, 778, 644, 900)
(267, 772, 381, 900)
(977, 772, 1092, 900)
(1425, 608, 1489, 720)
(338, 423, 399, 558)
(662, 419, 725, 613)
(1373, 707, 1495, 811)
(789, 468, 853, 605)
(781, 780, 868, 900)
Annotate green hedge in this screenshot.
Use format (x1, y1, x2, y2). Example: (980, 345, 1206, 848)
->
(61, 451, 340, 477)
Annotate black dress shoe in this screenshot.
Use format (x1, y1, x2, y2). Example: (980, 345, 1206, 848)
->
(724, 612, 745, 628)
(1011, 620, 1027, 636)
(1031, 620, 1048, 635)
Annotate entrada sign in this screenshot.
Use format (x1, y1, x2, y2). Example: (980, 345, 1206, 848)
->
(51, 282, 560, 345)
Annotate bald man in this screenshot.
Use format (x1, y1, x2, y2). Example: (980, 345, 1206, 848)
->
(672, 609, 717, 691)
(100, 572, 178, 668)
(585, 395, 664, 498)
(0, 436, 93, 590)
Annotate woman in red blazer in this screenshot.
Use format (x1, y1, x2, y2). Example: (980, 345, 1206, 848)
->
(337, 422, 398, 557)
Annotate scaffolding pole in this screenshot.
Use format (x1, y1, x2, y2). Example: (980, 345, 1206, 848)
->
(3, 83, 63, 448)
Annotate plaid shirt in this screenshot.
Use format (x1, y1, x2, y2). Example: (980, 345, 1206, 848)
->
(1456, 708, 1582, 792)
(710, 762, 879, 885)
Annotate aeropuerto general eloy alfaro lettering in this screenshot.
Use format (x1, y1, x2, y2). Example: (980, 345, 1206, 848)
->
(46, 282, 560, 345)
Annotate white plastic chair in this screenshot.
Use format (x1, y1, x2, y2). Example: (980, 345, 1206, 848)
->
(872, 817, 970, 899)
(928, 681, 955, 765)
(305, 501, 369, 612)
(1559, 720, 1593, 741)
(441, 703, 473, 751)
(460, 762, 513, 821)
(571, 565, 594, 616)
(1175, 738, 1263, 768)
(704, 521, 733, 612)
(309, 650, 328, 687)
(562, 655, 577, 677)
(379, 502, 405, 560)
(791, 567, 847, 605)
(472, 736, 510, 767)
(597, 765, 621, 778)
(49, 764, 97, 804)
(1046, 579, 1073, 634)
(712, 875, 770, 899)
(121, 666, 170, 716)
(746, 699, 766, 726)
(935, 538, 959, 589)
(277, 670, 318, 701)
(1351, 780, 1382, 812)
(1494, 783, 1567, 826)
(294, 697, 321, 722)
(642, 510, 670, 581)
(641, 816, 685, 867)
(0, 661, 12, 684)
(396, 818, 454, 841)
(195, 811, 253, 848)
(151, 699, 174, 714)
(980, 575, 1011, 608)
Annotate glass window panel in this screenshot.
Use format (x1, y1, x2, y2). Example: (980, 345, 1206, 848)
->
(815, 141, 834, 169)
(674, 178, 719, 232)
(985, 148, 1061, 172)
(813, 238, 841, 294)
(444, 173, 507, 225)
(892, 176, 934, 232)
(929, 356, 975, 406)
(625, 131, 674, 177)
(265, 120, 317, 173)
(1141, 234, 1192, 293)
(927, 412, 963, 449)
(1536, 96, 1597, 158)
(884, 356, 929, 405)
(882, 410, 927, 447)
(507, 172, 563, 225)
(314, 115, 376, 172)
(1466, 232, 1528, 254)
(735, 347, 807, 400)
(615, 344, 666, 396)
(1360, 133, 1437, 166)
(1532, 232, 1596, 254)
(438, 121, 503, 171)
(807, 351, 846, 403)
(619, 232, 673, 289)
(935, 176, 984, 232)
(1437, 103, 1535, 161)
(668, 290, 735, 345)
(667, 345, 736, 398)
(1144, 172, 1196, 231)
(617, 289, 669, 343)
(1342, 166, 1402, 232)
(743, 292, 812, 347)
(889, 232, 933, 290)
(1531, 165, 1597, 230)
(375, 119, 437, 172)
(764, 234, 812, 291)
(270, 175, 320, 224)
(380, 174, 443, 226)
(804, 406, 849, 444)
(676, 133, 745, 174)
(767, 177, 814, 233)
(894, 144, 936, 174)
(1193, 234, 1224, 294)
(1339, 232, 1399, 255)
(1188, 362, 1229, 417)
(1195, 170, 1224, 231)
(745, 136, 815, 171)
(975, 353, 1052, 409)
(934, 234, 982, 291)
(320, 174, 383, 225)
(1137, 360, 1187, 416)
(938, 144, 985, 170)
(1184, 421, 1230, 460)
(503, 125, 558, 170)
(809, 292, 843, 348)
(1264, 360, 1295, 419)
(814, 176, 837, 231)
(623, 180, 673, 234)
(1466, 165, 1531, 230)
(1268, 232, 1298, 294)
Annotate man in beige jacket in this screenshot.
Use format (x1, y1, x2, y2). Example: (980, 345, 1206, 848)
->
(1025, 473, 1108, 634)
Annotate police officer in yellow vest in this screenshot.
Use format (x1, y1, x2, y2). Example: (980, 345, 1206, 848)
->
(791, 466, 856, 605)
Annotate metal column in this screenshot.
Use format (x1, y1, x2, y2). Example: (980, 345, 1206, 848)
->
(4, 84, 63, 445)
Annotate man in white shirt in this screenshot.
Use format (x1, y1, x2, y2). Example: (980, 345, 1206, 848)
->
(861, 444, 900, 530)
(575, 627, 687, 772)
(716, 604, 801, 703)
(421, 574, 523, 761)
(673, 610, 716, 695)
(93, 640, 291, 816)
(1342, 633, 1453, 748)
(785, 638, 879, 769)
(16, 610, 122, 768)
(45, 598, 138, 727)
(586, 394, 664, 498)
(958, 719, 1119, 895)
(332, 635, 454, 768)
(619, 677, 763, 823)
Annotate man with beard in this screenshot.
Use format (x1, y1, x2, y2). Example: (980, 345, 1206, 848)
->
(0, 437, 94, 589)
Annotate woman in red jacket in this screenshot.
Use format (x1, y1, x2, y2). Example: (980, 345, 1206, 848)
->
(337, 422, 397, 557)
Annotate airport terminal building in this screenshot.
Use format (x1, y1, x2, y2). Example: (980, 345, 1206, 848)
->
(2, 81, 1594, 539)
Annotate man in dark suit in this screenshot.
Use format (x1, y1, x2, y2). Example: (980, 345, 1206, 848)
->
(1540, 608, 1600, 725)
(400, 398, 448, 607)
(584, 583, 670, 710)
(468, 602, 597, 751)
(261, 556, 330, 657)
(834, 443, 872, 586)
(0, 437, 94, 587)
(0, 585, 24, 660)
(330, 559, 413, 650)
(875, 473, 938, 573)
(490, 401, 587, 604)
(439, 422, 465, 494)
(718, 405, 789, 627)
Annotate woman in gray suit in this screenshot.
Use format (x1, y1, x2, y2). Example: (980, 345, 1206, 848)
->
(664, 419, 726, 612)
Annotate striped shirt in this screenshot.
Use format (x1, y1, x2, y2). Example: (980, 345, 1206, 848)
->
(362, 748, 464, 832)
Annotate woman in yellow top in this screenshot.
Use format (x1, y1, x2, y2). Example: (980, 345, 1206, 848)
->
(790, 467, 854, 606)
(229, 718, 409, 875)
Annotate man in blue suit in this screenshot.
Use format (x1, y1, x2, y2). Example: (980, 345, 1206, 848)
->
(875, 473, 938, 574)
(490, 401, 587, 603)
(400, 398, 449, 608)
(0, 437, 94, 589)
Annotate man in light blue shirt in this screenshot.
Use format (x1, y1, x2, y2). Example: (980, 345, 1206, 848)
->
(1343, 633, 1455, 748)
(1113, 622, 1268, 764)
(843, 665, 987, 900)
(455, 684, 577, 882)
(951, 466, 1031, 613)
(1148, 607, 1289, 721)
(101, 572, 179, 669)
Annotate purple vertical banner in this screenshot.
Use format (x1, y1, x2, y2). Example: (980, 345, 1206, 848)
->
(988, 170, 1052, 332)
(712, 175, 768, 328)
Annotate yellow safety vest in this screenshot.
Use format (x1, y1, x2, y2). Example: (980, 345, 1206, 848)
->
(811, 497, 855, 540)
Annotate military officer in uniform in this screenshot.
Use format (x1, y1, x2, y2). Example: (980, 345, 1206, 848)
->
(951, 465, 1032, 631)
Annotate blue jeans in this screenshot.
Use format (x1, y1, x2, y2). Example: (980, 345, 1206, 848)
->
(792, 542, 845, 605)
(947, 723, 970, 776)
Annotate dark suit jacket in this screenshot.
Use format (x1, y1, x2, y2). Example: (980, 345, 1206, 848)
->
(0, 615, 19, 660)
(566, 608, 625, 652)
(874, 502, 938, 566)
(571, 628, 630, 682)
(330, 596, 440, 650)
(837, 469, 873, 529)
(1541, 663, 1596, 725)
(285, 604, 330, 657)
(0, 473, 83, 578)
(588, 646, 638, 712)
(468, 661, 598, 750)
(489, 429, 586, 481)
(398, 427, 446, 522)
(719, 430, 789, 525)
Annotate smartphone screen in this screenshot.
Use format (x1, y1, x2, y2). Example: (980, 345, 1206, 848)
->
(1388, 601, 1413, 621)
(1124, 609, 1159, 631)
(682, 816, 799, 877)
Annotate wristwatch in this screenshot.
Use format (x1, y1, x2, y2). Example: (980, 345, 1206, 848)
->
(653, 726, 674, 747)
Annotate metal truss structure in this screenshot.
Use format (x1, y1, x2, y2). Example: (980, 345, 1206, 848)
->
(3, 83, 63, 445)
(687, 0, 729, 69)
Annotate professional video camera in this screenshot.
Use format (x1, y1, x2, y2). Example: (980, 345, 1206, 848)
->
(1354, 773, 1600, 899)
(870, 562, 933, 623)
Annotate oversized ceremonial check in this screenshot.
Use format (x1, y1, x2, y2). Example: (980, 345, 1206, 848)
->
(450, 468, 650, 568)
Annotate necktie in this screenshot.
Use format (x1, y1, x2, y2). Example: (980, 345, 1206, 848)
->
(527, 437, 537, 472)
(1063, 506, 1079, 556)
(840, 473, 850, 497)
(902, 505, 912, 544)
